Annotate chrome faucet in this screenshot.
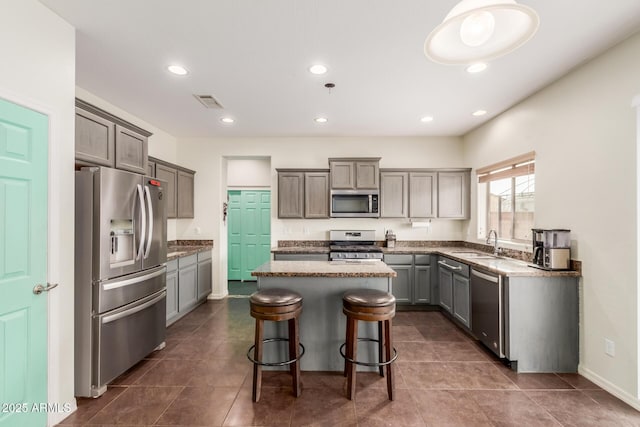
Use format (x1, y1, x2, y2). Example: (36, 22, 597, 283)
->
(486, 229, 500, 256)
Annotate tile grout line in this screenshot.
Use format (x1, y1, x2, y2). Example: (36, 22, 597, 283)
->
(150, 385, 186, 426)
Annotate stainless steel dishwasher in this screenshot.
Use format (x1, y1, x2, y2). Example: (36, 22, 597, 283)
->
(471, 269, 504, 358)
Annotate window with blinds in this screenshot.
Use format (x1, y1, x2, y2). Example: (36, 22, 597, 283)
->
(476, 151, 535, 243)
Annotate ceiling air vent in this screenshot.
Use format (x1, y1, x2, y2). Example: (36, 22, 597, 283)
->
(193, 94, 224, 109)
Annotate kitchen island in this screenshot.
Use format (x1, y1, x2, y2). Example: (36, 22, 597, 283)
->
(251, 260, 396, 371)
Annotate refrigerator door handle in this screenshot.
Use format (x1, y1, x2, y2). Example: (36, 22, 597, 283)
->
(102, 267, 166, 291)
(144, 185, 154, 259)
(136, 184, 146, 260)
(101, 290, 166, 324)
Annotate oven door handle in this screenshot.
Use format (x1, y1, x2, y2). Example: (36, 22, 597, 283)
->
(102, 291, 166, 325)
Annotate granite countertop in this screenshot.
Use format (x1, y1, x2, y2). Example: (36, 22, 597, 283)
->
(271, 242, 581, 278)
(167, 240, 214, 261)
(251, 260, 397, 278)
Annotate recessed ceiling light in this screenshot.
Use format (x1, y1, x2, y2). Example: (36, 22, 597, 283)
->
(472, 109, 487, 116)
(220, 117, 235, 124)
(466, 63, 487, 73)
(420, 116, 434, 123)
(309, 64, 328, 75)
(314, 117, 328, 123)
(167, 65, 189, 75)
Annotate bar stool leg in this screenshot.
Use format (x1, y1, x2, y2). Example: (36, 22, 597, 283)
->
(347, 317, 358, 400)
(288, 316, 301, 397)
(343, 315, 352, 377)
(252, 318, 264, 403)
(378, 321, 385, 377)
(384, 318, 395, 401)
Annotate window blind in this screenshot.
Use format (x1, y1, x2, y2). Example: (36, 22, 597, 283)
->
(477, 151, 535, 184)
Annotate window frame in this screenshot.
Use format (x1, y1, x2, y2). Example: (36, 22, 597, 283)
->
(477, 151, 535, 244)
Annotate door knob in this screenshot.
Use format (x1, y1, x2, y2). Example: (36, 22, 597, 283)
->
(33, 283, 59, 295)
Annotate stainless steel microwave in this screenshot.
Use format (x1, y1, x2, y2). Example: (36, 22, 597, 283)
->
(330, 190, 379, 218)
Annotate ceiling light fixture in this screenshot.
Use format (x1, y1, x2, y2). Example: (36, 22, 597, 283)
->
(420, 116, 434, 123)
(424, 0, 539, 65)
(309, 64, 328, 75)
(314, 117, 328, 123)
(466, 62, 488, 73)
(220, 117, 235, 124)
(472, 109, 487, 116)
(167, 65, 189, 75)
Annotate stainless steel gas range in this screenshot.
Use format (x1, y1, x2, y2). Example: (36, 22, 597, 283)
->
(329, 230, 383, 261)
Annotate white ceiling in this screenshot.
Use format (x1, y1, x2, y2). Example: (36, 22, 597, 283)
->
(39, 0, 640, 138)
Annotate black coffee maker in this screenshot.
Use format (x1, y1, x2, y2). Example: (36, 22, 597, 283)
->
(531, 228, 571, 270)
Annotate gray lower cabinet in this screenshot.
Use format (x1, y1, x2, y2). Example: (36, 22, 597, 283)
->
(273, 253, 330, 261)
(385, 254, 431, 305)
(197, 250, 212, 300)
(167, 250, 212, 326)
(438, 256, 471, 329)
(166, 260, 179, 325)
(178, 254, 198, 312)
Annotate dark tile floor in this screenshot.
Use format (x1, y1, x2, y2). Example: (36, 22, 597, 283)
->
(59, 298, 640, 426)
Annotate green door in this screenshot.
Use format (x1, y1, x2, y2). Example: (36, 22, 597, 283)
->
(227, 190, 271, 281)
(0, 98, 49, 427)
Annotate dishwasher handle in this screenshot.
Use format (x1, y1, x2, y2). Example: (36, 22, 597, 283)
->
(471, 269, 499, 283)
(438, 260, 462, 271)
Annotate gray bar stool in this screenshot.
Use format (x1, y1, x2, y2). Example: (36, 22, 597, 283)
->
(247, 288, 304, 402)
(340, 288, 397, 400)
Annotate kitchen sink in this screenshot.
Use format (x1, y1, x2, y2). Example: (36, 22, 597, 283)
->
(451, 251, 502, 260)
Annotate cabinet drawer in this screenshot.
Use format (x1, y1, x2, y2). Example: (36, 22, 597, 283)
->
(166, 259, 178, 273)
(384, 254, 413, 265)
(437, 256, 470, 278)
(414, 254, 431, 265)
(197, 250, 212, 262)
(178, 254, 197, 268)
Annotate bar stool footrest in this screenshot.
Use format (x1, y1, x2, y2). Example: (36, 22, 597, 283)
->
(339, 338, 398, 367)
(247, 337, 306, 367)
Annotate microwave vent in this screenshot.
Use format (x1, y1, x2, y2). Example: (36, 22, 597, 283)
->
(193, 94, 224, 109)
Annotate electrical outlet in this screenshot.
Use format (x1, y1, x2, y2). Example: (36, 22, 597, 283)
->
(605, 338, 615, 357)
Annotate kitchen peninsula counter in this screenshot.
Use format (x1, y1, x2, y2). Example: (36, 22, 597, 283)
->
(251, 260, 395, 371)
(167, 240, 213, 261)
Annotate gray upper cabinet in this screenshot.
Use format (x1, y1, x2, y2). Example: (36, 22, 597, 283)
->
(151, 157, 196, 219)
(75, 99, 151, 171)
(278, 171, 304, 218)
(304, 172, 329, 218)
(115, 125, 148, 174)
(147, 159, 156, 177)
(177, 170, 195, 218)
(329, 158, 380, 189)
(277, 169, 330, 219)
(438, 171, 470, 219)
(155, 163, 177, 218)
(75, 107, 115, 167)
(409, 172, 437, 218)
(380, 171, 408, 218)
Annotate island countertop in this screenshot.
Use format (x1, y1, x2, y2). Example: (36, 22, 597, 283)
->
(251, 260, 397, 278)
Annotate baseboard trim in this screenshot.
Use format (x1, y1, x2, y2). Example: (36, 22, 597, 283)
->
(208, 291, 228, 300)
(579, 365, 640, 411)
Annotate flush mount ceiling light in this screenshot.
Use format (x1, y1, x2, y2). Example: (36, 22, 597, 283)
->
(472, 109, 487, 116)
(220, 117, 235, 124)
(466, 62, 488, 73)
(314, 117, 328, 123)
(424, 0, 539, 65)
(167, 64, 189, 75)
(309, 64, 328, 75)
(420, 116, 434, 123)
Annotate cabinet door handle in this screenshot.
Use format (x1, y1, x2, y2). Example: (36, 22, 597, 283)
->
(438, 260, 462, 271)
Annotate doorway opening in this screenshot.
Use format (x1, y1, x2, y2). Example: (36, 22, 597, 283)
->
(225, 158, 271, 296)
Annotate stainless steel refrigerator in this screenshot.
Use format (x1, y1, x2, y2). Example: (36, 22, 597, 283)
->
(74, 166, 167, 397)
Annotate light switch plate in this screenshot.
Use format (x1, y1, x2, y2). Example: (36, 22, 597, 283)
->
(605, 338, 615, 357)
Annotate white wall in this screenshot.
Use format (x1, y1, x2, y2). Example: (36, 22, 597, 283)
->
(227, 158, 271, 188)
(463, 31, 640, 406)
(0, 1, 75, 425)
(75, 88, 180, 240)
(173, 136, 464, 297)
